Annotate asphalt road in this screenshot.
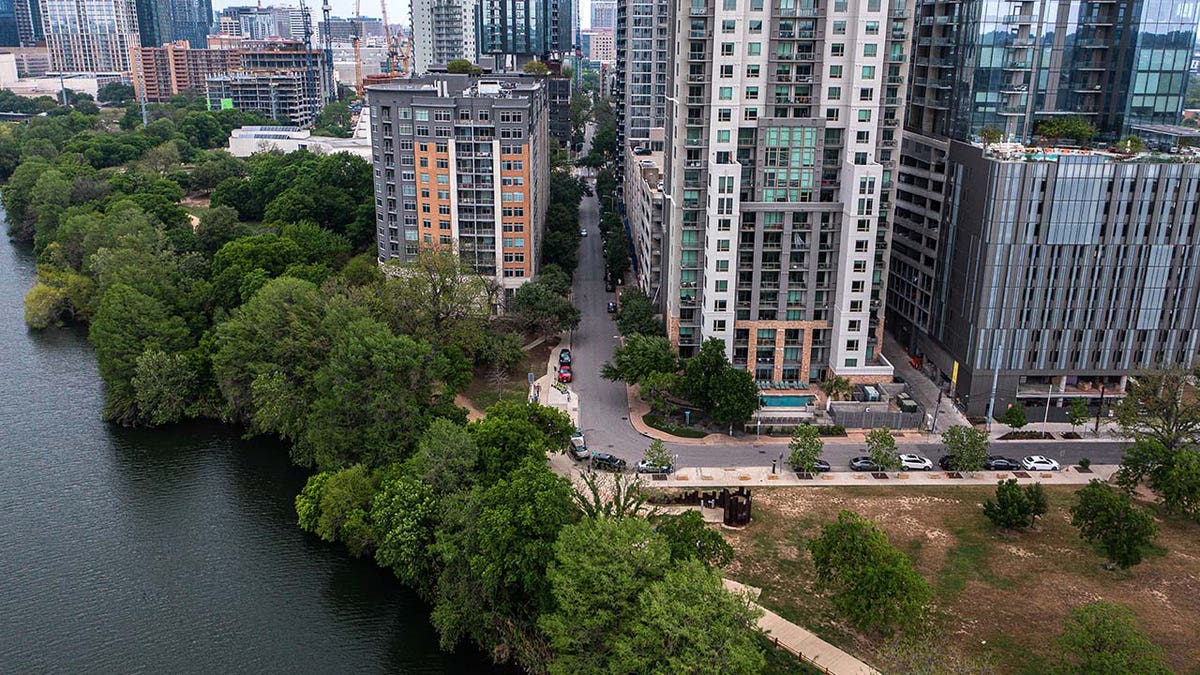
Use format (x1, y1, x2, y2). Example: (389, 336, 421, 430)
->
(563, 126, 1132, 471)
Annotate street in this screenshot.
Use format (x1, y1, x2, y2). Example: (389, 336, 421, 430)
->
(561, 125, 1132, 471)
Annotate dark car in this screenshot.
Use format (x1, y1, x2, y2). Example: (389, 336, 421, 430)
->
(558, 348, 572, 365)
(607, 301, 617, 313)
(938, 454, 954, 471)
(850, 456, 881, 472)
(792, 459, 831, 473)
(605, 280, 615, 292)
(984, 456, 1021, 471)
(592, 453, 627, 472)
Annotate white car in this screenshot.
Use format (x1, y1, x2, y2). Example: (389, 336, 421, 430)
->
(898, 453, 934, 471)
(1022, 455, 1060, 471)
(580, 228, 588, 237)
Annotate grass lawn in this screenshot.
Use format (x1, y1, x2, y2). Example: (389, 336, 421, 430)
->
(720, 485, 1200, 674)
(461, 337, 559, 412)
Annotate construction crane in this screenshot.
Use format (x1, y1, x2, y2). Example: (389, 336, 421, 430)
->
(353, 0, 364, 98)
(297, 0, 320, 120)
(379, 0, 399, 76)
(321, 2, 336, 101)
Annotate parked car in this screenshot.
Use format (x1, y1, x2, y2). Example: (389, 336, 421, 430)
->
(580, 228, 588, 237)
(938, 454, 954, 471)
(592, 453, 627, 472)
(791, 459, 831, 473)
(850, 456, 881, 472)
(984, 456, 1022, 471)
(558, 348, 572, 365)
(567, 436, 589, 461)
(636, 459, 673, 474)
(605, 281, 615, 292)
(557, 365, 572, 383)
(1022, 455, 1060, 471)
(607, 301, 617, 313)
(898, 453, 934, 471)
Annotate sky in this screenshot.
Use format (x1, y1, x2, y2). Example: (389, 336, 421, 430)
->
(211, 0, 594, 30)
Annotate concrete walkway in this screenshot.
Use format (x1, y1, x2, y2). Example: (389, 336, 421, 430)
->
(724, 579, 881, 675)
(554, 460, 1118, 489)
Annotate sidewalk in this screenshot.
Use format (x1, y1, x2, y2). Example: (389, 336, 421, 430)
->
(555, 461, 1118, 489)
(724, 579, 881, 675)
(533, 338, 580, 426)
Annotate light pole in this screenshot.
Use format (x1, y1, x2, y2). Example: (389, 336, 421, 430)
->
(1043, 378, 1053, 427)
(1094, 384, 1106, 434)
(931, 391, 943, 433)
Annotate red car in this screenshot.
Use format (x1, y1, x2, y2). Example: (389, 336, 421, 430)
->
(557, 365, 572, 383)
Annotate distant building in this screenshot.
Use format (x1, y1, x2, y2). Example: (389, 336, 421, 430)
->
(409, 0, 477, 75)
(367, 75, 550, 289)
(590, 0, 615, 31)
(216, 5, 308, 41)
(612, 0, 667, 183)
(544, 74, 571, 147)
(14, 0, 43, 47)
(319, 16, 386, 42)
(477, 0, 573, 66)
(206, 71, 320, 126)
(580, 29, 613, 63)
(134, 0, 214, 49)
(130, 41, 240, 101)
(43, 0, 140, 72)
(0, 47, 51, 77)
(623, 136, 667, 311)
(226, 110, 371, 157)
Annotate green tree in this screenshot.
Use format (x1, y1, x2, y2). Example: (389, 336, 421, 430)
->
(708, 366, 759, 429)
(601, 333, 677, 383)
(1114, 366, 1200, 453)
(1026, 481, 1049, 522)
(295, 464, 380, 557)
(604, 226, 631, 281)
(680, 337, 730, 409)
(642, 438, 672, 471)
(372, 472, 439, 593)
(819, 374, 852, 401)
(1067, 397, 1090, 433)
(382, 249, 498, 355)
(788, 424, 824, 474)
(508, 278, 581, 337)
(980, 125, 1003, 147)
(523, 61, 550, 76)
(1114, 135, 1145, 154)
(195, 204, 245, 254)
(131, 349, 199, 426)
(866, 427, 900, 472)
(1001, 402, 1028, 429)
(1057, 601, 1170, 674)
(652, 510, 734, 568)
(942, 425, 989, 472)
(408, 418, 480, 496)
(89, 283, 192, 424)
(97, 82, 136, 103)
(639, 370, 680, 415)
(541, 517, 672, 675)
(615, 288, 664, 336)
(446, 59, 484, 74)
(1036, 116, 1097, 145)
(1070, 479, 1158, 570)
(210, 234, 301, 308)
(982, 479, 1038, 529)
(313, 100, 353, 138)
(609, 560, 766, 675)
(1159, 449, 1200, 522)
(468, 400, 575, 484)
(807, 510, 931, 634)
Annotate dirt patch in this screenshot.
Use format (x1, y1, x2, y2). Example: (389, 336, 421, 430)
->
(720, 485, 1200, 673)
(461, 336, 558, 412)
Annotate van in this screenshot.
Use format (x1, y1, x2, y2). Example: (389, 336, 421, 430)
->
(568, 435, 589, 461)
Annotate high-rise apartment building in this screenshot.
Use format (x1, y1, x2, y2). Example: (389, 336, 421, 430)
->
(133, 0, 213, 49)
(1, 0, 21, 46)
(367, 75, 550, 290)
(612, 0, 668, 182)
(478, 0, 573, 65)
(590, 0, 616, 30)
(409, 0, 477, 74)
(217, 6, 307, 41)
(42, 0, 140, 72)
(581, 28, 615, 62)
(889, 0, 1200, 415)
(206, 70, 320, 125)
(130, 40, 241, 101)
(660, 0, 910, 388)
(14, 0, 43, 47)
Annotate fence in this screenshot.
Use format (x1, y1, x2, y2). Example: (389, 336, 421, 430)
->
(829, 403, 924, 430)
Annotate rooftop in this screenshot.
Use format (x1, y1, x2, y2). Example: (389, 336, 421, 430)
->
(980, 140, 1200, 164)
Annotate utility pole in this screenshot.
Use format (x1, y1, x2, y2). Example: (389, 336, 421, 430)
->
(1094, 384, 1105, 434)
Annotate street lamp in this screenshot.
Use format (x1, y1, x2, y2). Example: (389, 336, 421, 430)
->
(1095, 384, 1106, 434)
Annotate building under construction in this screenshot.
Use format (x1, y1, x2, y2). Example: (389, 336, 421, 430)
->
(206, 71, 322, 126)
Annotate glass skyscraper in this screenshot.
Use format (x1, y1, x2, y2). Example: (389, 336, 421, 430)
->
(478, 0, 573, 62)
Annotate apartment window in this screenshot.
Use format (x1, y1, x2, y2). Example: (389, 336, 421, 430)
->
(416, 126, 429, 135)
(718, 218, 732, 231)
(853, 152, 868, 164)
(863, 44, 877, 57)
(826, 108, 839, 121)
(717, 151, 732, 163)
(750, 0, 763, 9)
(831, 43, 845, 57)
(420, 172, 430, 183)
(851, 280, 864, 292)
(854, 239, 869, 252)
(437, 175, 450, 184)
(714, 320, 727, 332)
(856, 218, 871, 231)
(715, 300, 728, 311)
(717, 130, 731, 143)
(439, 220, 451, 230)
(744, 108, 758, 121)
(720, 87, 733, 100)
(434, 109, 451, 121)
(749, 19, 762, 32)
(415, 109, 429, 121)
(747, 64, 760, 77)
(723, 0, 736, 9)
(829, 65, 843, 78)
(421, 188, 430, 199)
(862, 65, 876, 79)
(844, 358, 858, 367)
(719, 176, 735, 193)
(857, 109, 872, 122)
(833, 20, 846, 34)
(745, 86, 759, 99)
(419, 157, 428, 167)
(722, 23, 736, 35)
(748, 42, 761, 56)
(721, 42, 735, 55)
(438, 204, 451, 215)
(716, 239, 730, 252)
(849, 300, 863, 312)
(846, 340, 859, 352)
(828, 86, 841, 100)
(865, 21, 879, 34)
(856, 130, 870, 143)
(848, 320, 861, 332)
(437, 189, 449, 199)
(715, 280, 729, 292)
(720, 64, 734, 78)
(853, 260, 867, 272)
(859, 87, 874, 101)
(716, 260, 730, 271)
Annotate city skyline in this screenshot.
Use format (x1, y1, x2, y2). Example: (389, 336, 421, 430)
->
(210, 0, 602, 31)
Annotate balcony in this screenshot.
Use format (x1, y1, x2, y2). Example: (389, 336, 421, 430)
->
(1003, 60, 1031, 69)
(1075, 61, 1106, 71)
(1002, 14, 1037, 23)
(687, 74, 709, 83)
(886, 53, 906, 63)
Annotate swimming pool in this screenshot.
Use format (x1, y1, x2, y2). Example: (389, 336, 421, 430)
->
(760, 394, 816, 408)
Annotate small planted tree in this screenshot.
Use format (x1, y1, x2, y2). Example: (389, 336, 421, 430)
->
(819, 375, 853, 402)
(982, 479, 1047, 529)
(642, 438, 673, 472)
(1067, 398, 1090, 434)
(1057, 601, 1170, 674)
(788, 424, 824, 474)
(866, 427, 900, 472)
(1070, 479, 1158, 570)
(941, 425, 988, 472)
(1001, 402, 1028, 429)
(1114, 135, 1145, 154)
(980, 125, 1003, 147)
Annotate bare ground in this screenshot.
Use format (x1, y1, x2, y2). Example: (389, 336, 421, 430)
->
(720, 485, 1200, 674)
